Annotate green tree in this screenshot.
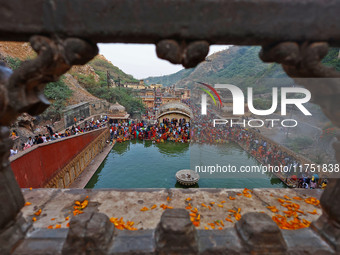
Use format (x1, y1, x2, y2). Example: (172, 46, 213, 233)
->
(41, 77, 73, 123)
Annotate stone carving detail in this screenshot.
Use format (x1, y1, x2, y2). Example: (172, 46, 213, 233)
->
(236, 212, 287, 254)
(155, 208, 198, 255)
(62, 212, 115, 255)
(1, 36, 98, 125)
(0, 36, 98, 255)
(156, 40, 209, 68)
(260, 42, 340, 253)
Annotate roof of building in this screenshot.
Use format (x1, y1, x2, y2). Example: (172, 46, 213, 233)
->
(109, 102, 126, 113)
(157, 102, 193, 119)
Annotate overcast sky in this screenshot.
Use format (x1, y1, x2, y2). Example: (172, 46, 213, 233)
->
(98, 44, 228, 79)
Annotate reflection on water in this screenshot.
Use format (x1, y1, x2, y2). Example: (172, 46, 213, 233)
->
(85, 140, 286, 189)
(154, 141, 189, 156)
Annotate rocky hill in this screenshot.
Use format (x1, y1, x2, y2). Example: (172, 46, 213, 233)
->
(0, 41, 141, 144)
(144, 46, 340, 94)
(0, 42, 138, 105)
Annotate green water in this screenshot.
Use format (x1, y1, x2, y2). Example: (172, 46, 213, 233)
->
(86, 140, 286, 189)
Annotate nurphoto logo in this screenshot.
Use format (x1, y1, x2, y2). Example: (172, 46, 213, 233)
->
(199, 83, 312, 128)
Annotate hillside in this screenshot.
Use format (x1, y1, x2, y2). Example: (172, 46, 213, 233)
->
(0, 41, 141, 115)
(144, 46, 340, 93)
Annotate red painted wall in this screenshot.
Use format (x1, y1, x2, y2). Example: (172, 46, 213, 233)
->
(10, 128, 106, 188)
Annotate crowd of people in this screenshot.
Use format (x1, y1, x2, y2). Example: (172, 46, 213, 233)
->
(9, 100, 327, 189)
(189, 103, 327, 189)
(10, 117, 108, 156)
(109, 117, 190, 143)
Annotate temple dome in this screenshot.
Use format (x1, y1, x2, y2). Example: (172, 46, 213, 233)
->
(109, 102, 126, 114)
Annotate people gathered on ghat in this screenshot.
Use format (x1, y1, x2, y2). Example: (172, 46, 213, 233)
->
(109, 117, 190, 143)
(10, 117, 108, 155)
(9, 100, 327, 189)
(189, 102, 327, 189)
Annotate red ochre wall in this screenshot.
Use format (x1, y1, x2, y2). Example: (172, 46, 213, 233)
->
(10, 128, 106, 188)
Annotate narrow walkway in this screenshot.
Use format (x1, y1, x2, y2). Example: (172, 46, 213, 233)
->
(69, 140, 116, 188)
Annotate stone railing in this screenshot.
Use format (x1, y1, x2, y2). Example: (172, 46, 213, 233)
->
(12, 188, 336, 255)
(44, 128, 109, 188)
(10, 127, 109, 188)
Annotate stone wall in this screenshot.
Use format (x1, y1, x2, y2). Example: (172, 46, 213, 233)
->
(10, 128, 109, 188)
(63, 102, 90, 128)
(44, 129, 109, 188)
(88, 100, 110, 116)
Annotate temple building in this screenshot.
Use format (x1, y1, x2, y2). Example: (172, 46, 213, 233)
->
(107, 102, 130, 123)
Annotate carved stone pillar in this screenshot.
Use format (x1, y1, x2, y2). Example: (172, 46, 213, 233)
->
(155, 209, 198, 255)
(260, 42, 340, 252)
(62, 212, 115, 255)
(235, 212, 287, 254)
(0, 36, 98, 255)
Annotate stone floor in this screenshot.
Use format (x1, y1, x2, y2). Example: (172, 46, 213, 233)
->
(21, 188, 324, 230)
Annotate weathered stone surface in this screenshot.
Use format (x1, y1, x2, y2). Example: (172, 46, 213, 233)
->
(13, 228, 67, 255)
(155, 209, 198, 255)
(320, 178, 340, 224)
(235, 212, 286, 254)
(0, 214, 30, 255)
(21, 188, 323, 230)
(282, 228, 335, 254)
(198, 229, 244, 255)
(310, 178, 340, 252)
(109, 230, 155, 255)
(62, 212, 114, 255)
(0, 127, 25, 229)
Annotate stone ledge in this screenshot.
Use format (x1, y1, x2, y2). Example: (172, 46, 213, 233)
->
(21, 188, 323, 230)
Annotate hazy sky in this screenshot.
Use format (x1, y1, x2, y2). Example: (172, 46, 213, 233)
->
(98, 44, 228, 79)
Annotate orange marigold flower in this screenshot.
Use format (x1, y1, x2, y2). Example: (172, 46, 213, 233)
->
(140, 207, 149, 211)
(47, 225, 53, 229)
(267, 206, 279, 213)
(32, 217, 37, 222)
(34, 209, 42, 216)
(229, 196, 236, 200)
(151, 204, 157, 210)
(307, 209, 318, 215)
(304, 197, 320, 206)
(185, 204, 192, 210)
(55, 224, 61, 229)
(24, 202, 32, 206)
(193, 221, 200, 227)
(235, 213, 242, 221)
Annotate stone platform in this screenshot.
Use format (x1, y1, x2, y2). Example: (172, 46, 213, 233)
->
(22, 188, 323, 230)
(9, 188, 336, 255)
